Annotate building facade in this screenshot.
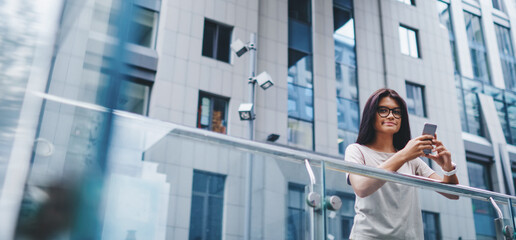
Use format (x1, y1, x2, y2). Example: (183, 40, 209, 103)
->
(3, 0, 516, 239)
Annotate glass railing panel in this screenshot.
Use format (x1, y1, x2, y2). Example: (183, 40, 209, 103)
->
(142, 125, 327, 239)
(324, 160, 516, 240)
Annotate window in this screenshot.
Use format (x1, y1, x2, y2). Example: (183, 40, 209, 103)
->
(287, 118, 314, 150)
(494, 24, 516, 91)
(288, 0, 311, 24)
(116, 79, 151, 115)
(492, 0, 505, 12)
(288, 0, 314, 150)
(436, 1, 460, 74)
(188, 170, 226, 240)
(422, 211, 441, 240)
(287, 184, 306, 240)
(334, 0, 359, 154)
(464, 12, 490, 83)
(202, 19, 233, 63)
(405, 82, 426, 117)
(399, 25, 420, 58)
(467, 157, 497, 239)
(398, 0, 415, 5)
(456, 77, 484, 136)
(197, 92, 229, 134)
(326, 192, 355, 240)
(128, 6, 158, 48)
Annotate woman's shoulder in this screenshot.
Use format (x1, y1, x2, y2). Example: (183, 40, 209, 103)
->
(345, 143, 363, 151)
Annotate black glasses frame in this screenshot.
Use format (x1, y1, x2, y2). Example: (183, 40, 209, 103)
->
(377, 107, 402, 119)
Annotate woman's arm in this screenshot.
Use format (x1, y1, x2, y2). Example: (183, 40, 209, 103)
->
(349, 135, 434, 198)
(426, 137, 460, 199)
(349, 151, 409, 197)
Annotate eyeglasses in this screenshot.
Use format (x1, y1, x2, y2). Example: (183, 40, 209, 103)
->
(377, 107, 402, 119)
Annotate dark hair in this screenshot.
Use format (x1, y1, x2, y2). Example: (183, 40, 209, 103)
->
(356, 88, 411, 150)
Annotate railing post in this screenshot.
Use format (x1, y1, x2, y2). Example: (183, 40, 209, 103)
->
(490, 197, 514, 240)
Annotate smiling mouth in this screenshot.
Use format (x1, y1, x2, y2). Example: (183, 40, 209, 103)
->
(383, 122, 396, 126)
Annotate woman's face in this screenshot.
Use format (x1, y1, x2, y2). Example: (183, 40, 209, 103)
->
(374, 96, 402, 135)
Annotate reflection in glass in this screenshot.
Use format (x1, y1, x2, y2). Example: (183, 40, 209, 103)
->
(288, 50, 313, 88)
(406, 82, 426, 117)
(287, 118, 313, 150)
(288, 0, 314, 150)
(422, 211, 441, 240)
(464, 12, 490, 83)
(464, 91, 483, 136)
(494, 100, 512, 144)
(334, 1, 358, 155)
(326, 192, 355, 240)
(287, 184, 306, 240)
(117, 80, 151, 115)
(338, 130, 357, 155)
(467, 160, 497, 239)
(437, 1, 460, 74)
(189, 170, 226, 240)
(494, 24, 516, 91)
(337, 98, 359, 132)
(288, 83, 314, 122)
(128, 7, 157, 48)
(492, 0, 505, 12)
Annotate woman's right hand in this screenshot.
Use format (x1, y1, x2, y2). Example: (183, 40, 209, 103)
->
(399, 135, 434, 161)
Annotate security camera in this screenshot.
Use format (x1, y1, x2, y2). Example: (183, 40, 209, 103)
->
(231, 39, 249, 57)
(238, 103, 255, 120)
(255, 72, 274, 90)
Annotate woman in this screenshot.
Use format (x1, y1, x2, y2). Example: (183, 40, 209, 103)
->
(345, 88, 459, 239)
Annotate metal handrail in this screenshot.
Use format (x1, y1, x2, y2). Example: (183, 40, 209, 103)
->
(165, 122, 516, 205)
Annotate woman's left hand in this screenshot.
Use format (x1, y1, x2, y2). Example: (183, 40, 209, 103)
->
(426, 135, 454, 171)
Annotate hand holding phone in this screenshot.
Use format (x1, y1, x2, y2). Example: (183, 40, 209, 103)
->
(422, 123, 437, 154)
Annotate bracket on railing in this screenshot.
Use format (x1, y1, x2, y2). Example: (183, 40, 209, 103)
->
(489, 197, 514, 240)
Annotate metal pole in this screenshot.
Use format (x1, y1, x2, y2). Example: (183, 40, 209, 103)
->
(243, 32, 256, 240)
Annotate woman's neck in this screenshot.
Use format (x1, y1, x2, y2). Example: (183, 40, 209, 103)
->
(367, 132, 396, 153)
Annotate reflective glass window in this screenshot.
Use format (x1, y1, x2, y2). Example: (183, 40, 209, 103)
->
(422, 211, 441, 240)
(128, 7, 158, 48)
(288, 83, 314, 122)
(288, 0, 311, 24)
(494, 100, 512, 144)
(492, 0, 505, 12)
(288, 21, 312, 52)
(334, 1, 358, 155)
(326, 192, 355, 240)
(287, 184, 306, 240)
(437, 1, 460, 74)
(189, 170, 226, 240)
(337, 98, 359, 132)
(197, 92, 229, 134)
(467, 160, 496, 239)
(338, 130, 358, 155)
(494, 24, 516, 90)
(202, 19, 233, 63)
(116, 80, 151, 115)
(464, 12, 490, 83)
(287, 118, 313, 150)
(405, 82, 426, 117)
(399, 25, 420, 58)
(288, 0, 314, 150)
(335, 63, 357, 100)
(464, 91, 483, 136)
(288, 50, 313, 88)
(508, 104, 516, 144)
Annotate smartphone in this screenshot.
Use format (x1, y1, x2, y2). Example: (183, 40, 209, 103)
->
(422, 123, 437, 154)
